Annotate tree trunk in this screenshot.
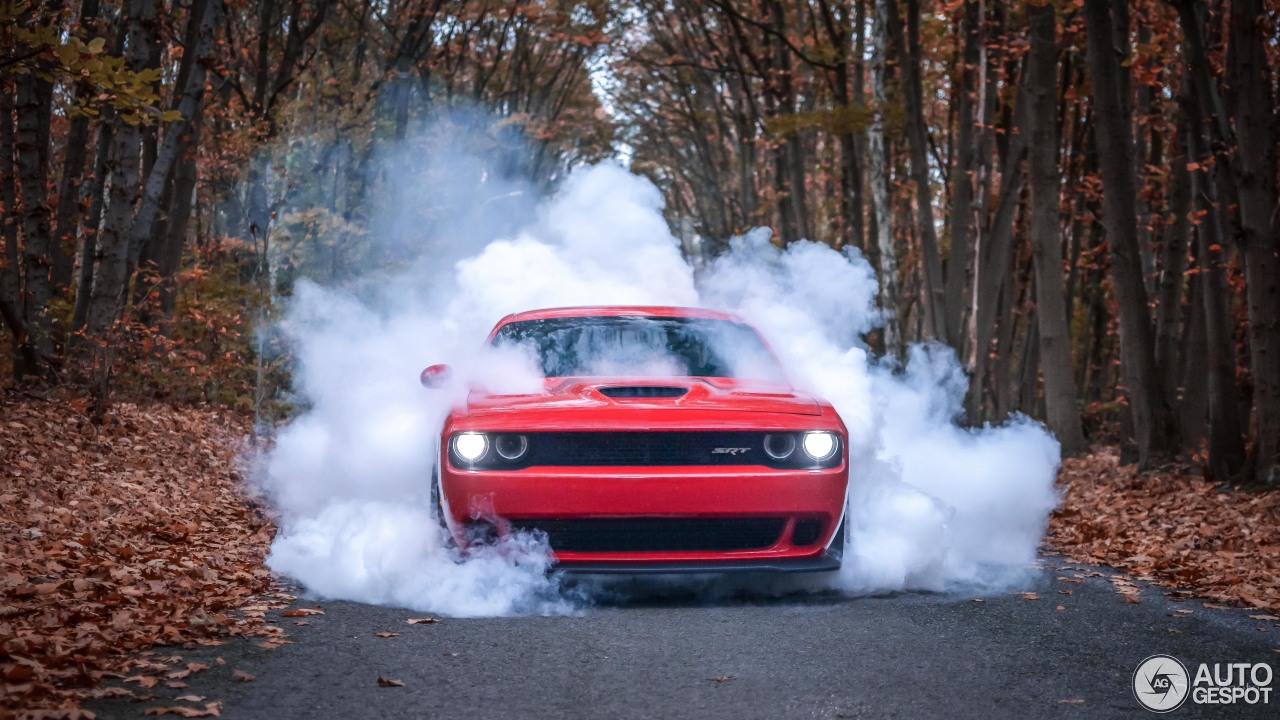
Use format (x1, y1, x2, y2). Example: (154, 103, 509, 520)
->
(15, 64, 57, 373)
(767, 0, 808, 243)
(1026, 1, 1086, 454)
(1179, 267, 1209, 450)
(1083, 0, 1176, 466)
(868, 0, 900, 356)
(1154, 111, 1192, 402)
(51, 0, 104, 291)
(155, 115, 201, 317)
(1225, 0, 1280, 485)
(73, 119, 113, 334)
(887, 0, 946, 343)
(965, 85, 1028, 421)
(945, 0, 979, 352)
(85, 0, 154, 336)
(1, 89, 39, 377)
(1184, 109, 1246, 480)
(124, 0, 219, 299)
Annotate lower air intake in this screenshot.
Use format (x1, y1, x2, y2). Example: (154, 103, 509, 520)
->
(511, 517, 785, 552)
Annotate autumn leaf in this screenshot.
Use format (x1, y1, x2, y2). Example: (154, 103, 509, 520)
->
(375, 632, 400, 638)
(377, 677, 405, 687)
(233, 670, 255, 682)
(143, 702, 221, 718)
(1020, 593, 1040, 601)
(0, 399, 282, 714)
(281, 607, 324, 617)
(709, 675, 735, 683)
(405, 618, 440, 625)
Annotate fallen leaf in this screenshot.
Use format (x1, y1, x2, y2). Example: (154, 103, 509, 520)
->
(1058, 699, 1085, 704)
(280, 608, 324, 618)
(233, 670, 255, 682)
(1123, 595, 1141, 604)
(375, 632, 400, 638)
(143, 702, 221, 718)
(1056, 605, 1066, 611)
(1250, 614, 1279, 621)
(709, 675, 735, 683)
(406, 618, 440, 625)
(174, 696, 205, 703)
(377, 677, 405, 688)
(1021, 593, 1040, 601)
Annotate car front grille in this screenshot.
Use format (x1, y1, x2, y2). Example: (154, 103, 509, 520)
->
(523, 431, 770, 466)
(510, 517, 786, 552)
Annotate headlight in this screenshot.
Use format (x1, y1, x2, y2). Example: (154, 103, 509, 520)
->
(452, 433, 488, 462)
(802, 431, 838, 461)
(494, 434, 528, 461)
(763, 433, 796, 460)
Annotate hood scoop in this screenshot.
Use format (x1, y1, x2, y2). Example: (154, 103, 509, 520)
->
(597, 385, 689, 399)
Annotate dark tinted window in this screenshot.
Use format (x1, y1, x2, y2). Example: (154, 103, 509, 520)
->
(491, 315, 783, 379)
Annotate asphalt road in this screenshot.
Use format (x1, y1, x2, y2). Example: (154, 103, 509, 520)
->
(88, 559, 1278, 720)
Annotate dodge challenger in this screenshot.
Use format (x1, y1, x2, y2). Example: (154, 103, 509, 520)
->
(421, 306, 849, 573)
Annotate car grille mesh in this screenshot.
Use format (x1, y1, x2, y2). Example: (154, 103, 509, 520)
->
(523, 431, 769, 466)
(511, 517, 786, 552)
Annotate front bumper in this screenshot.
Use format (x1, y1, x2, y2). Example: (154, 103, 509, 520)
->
(440, 464, 848, 569)
(553, 551, 842, 574)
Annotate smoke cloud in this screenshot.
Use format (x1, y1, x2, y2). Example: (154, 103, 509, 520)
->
(254, 141, 1060, 616)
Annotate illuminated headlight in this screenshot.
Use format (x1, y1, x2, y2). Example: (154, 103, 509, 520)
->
(802, 431, 838, 461)
(452, 433, 488, 462)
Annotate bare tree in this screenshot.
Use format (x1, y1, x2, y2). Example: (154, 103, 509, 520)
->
(1026, 1, 1085, 454)
(1083, 0, 1176, 466)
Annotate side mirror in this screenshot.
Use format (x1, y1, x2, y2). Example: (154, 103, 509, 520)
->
(420, 363, 452, 389)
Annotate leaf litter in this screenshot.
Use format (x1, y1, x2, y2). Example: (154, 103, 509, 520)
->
(1048, 448, 1280, 611)
(0, 397, 281, 716)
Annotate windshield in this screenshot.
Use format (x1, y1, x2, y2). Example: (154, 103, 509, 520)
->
(490, 315, 784, 380)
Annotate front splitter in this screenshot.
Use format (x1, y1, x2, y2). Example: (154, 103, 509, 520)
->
(553, 551, 841, 574)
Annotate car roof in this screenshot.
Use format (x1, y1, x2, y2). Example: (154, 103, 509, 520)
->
(495, 305, 746, 325)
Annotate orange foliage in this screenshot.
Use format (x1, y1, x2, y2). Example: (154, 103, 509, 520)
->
(1049, 449, 1280, 611)
(0, 397, 283, 716)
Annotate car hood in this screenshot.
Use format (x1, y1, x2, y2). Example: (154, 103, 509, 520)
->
(463, 377, 823, 417)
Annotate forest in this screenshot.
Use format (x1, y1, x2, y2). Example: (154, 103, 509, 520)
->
(1, 0, 1278, 485)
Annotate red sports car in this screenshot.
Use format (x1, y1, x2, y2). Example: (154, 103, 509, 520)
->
(421, 306, 849, 573)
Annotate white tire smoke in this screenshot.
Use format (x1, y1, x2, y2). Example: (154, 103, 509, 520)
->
(255, 159, 1061, 615)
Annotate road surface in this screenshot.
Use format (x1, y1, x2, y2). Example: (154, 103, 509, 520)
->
(88, 559, 1277, 719)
